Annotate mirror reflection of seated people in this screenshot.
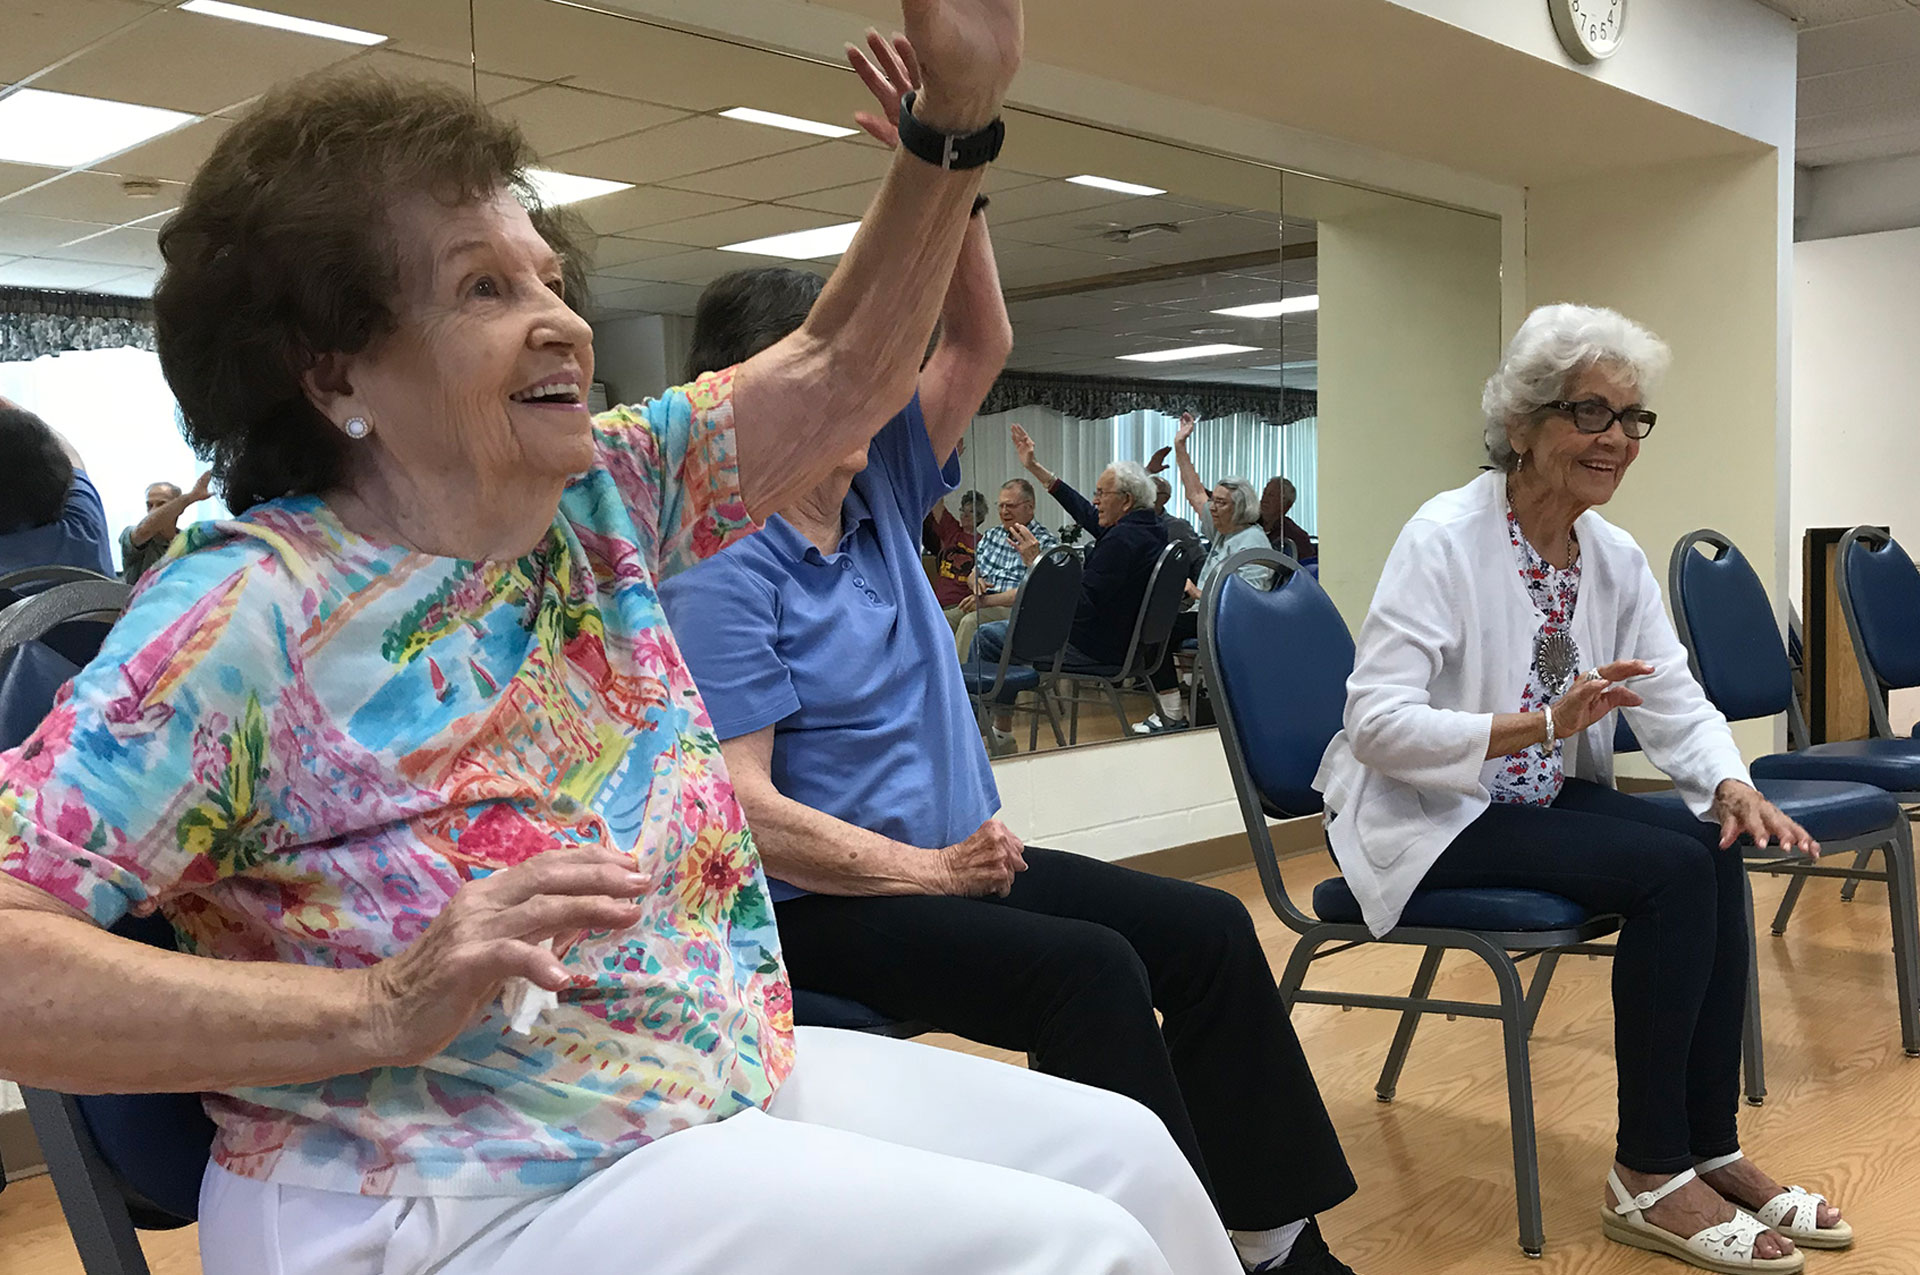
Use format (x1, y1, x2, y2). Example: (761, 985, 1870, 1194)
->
(1151, 473, 1204, 570)
(1133, 412, 1274, 735)
(1261, 476, 1316, 561)
(970, 424, 1167, 751)
(659, 254, 1362, 1275)
(924, 487, 983, 629)
(953, 476, 1056, 662)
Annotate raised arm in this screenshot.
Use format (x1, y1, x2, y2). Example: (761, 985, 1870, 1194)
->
(1172, 412, 1208, 519)
(846, 31, 1013, 462)
(129, 470, 212, 547)
(1010, 421, 1097, 534)
(720, 728, 1024, 897)
(730, 0, 1022, 518)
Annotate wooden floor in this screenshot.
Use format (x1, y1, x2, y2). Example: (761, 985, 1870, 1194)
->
(7, 847, 1920, 1274)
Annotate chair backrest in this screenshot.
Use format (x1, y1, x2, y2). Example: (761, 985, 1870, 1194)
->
(1116, 542, 1194, 678)
(0, 579, 128, 658)
(1667, 530, 1795, 726)
(1837, 526, 1920, 737)
(0, 564, 113, 595)
(1004, 547, 1083, 668)
(1199, 546, 1352, 931)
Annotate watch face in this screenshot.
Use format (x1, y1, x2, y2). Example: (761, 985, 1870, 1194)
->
(1554, 0, 1625, 62)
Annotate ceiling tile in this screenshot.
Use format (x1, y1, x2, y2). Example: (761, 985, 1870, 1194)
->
(493, 84, 688, 158)
(991, 241, 1130, 289)
(41, 224, 161, 268)
(35, 7, 367, 114)
(1799, 134, 1920, 164)
(1799, 56, 1920, 116)
(586, 235, 687, 271)
(553, 115, 819, 187)
(0, 257, 142, 289)
(214, 0, 478, 66)
(987, 180, 1141, 226)
(0, 170, 182, 225)
(588, 279, 705, 317)
(1759, 0, 1905, 25)
(86, 117, 232, 184)
(1799, 96, 1920, 147)
(568, 186, 746, 237)
(779, 180, 880, 218)
(0, 0, 153, 83)
(90, 267, 156, 297)
(0, 162, 59, 201)
(1798, 10, 1920, 77)
(338, 48, 543, 105)
(0, 211, 118, 256)
(595, 246, 787, 285)
(638, 203, 847, 250)
(665, 139, 894, 202)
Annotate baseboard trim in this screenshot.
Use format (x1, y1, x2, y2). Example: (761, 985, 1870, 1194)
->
(1114, 817, 1325, 881)
(1, 1107, 44, 1182)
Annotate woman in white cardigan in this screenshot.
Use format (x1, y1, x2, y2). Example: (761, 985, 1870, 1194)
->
(1315, 305, 1847, 1274)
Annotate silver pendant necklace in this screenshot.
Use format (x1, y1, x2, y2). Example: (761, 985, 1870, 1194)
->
(1510, 473, 1582, 699)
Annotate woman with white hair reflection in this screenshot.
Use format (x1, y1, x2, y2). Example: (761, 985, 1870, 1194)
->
(971, 430, 1169, 750)
(1316, 304, 1844, 1273)
(1132, 412, 1274, 734)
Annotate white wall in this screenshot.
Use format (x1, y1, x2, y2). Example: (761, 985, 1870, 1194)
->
(1798, 153, 1920, 243)
(591, 313, 672, 407)
(1791, 225, 1920, 734)
(994, 729, 1253, 860)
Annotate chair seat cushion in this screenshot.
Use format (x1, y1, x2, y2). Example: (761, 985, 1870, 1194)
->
(1059, 661, 1125, 678)
(1750, 741, 1920, 794)
(77, 1091, 216, 1222)
(1311, 877, 1591, 931)
(792, 989, 906, 1032)
(959, 662, 1038, 694)
(1638, 777, 1899, 843)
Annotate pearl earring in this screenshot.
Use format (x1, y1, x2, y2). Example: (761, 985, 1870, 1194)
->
(344, 416, 371, 439)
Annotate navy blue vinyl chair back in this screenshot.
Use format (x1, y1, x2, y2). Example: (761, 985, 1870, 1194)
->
(1841, 528, 1920, 693)
(1005, 548, 1083, 666)
(1209, 552, 1353, 818)
(1671, 532, 1795, 723)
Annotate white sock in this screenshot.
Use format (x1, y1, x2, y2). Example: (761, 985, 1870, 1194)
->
(1231, 1220, 1306, 1270)
(1156, 689, 1186, 719)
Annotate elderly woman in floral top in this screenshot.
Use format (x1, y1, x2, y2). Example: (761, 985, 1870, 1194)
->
(0, 21, 1239, 1275)
(1316, 304, 1841, 1275)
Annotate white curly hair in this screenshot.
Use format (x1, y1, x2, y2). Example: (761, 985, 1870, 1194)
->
(1481, 303, 1671, 471)
(1105, 460, 1156, 512)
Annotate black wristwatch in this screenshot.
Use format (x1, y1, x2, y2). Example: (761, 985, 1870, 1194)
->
(897, 90, 1005, 171)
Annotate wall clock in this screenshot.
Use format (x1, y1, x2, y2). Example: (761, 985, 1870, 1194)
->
(1549, 0, 1626, 64)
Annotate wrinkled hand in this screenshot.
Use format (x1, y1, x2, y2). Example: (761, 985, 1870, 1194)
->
(1008, 521, 1042, 564)
(1551, 659, 1653, 739)
(847, 30, 921, 147)
(1714, 780, 1820, 856)
(365, 845, 650, 1066)
(1184, 580, 1201, 600)
(188, 470, 214, 503)
(900, 0, 1023, 134)
(1145, 445, 1171, 475)
(958, 592, 979, 614)
(1010, 421, 1036, 467)
(935, 818, 1027, 896)
(1174, 411, 1197, 448)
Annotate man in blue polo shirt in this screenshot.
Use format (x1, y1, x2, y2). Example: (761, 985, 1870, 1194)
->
(659, 248, 1359, 1275)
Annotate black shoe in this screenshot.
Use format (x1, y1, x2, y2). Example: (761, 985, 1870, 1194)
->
(1248, 1219, 1357, 1274)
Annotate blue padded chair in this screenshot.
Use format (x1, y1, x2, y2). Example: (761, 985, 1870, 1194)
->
(0, 581, 217, 1275)
(959, 547, 1081, 752)
(1837, 526, 1920, 747)
(1055, 542, 1190, 740)
(1666, 530, 1920, 1080)
(1200, 547, 1621, 1258)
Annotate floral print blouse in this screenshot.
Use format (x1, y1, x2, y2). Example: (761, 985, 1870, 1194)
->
(1490, 508, 1582, 807)
(0, 370, 796, 1197)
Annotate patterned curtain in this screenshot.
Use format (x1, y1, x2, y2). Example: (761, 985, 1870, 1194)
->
(0, 288, 156, 363)
(979, 369, 1316, 426)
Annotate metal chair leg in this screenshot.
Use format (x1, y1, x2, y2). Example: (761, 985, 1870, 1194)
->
(1103, 681, 1132, 733)
(1742, 867, 1767, 1105)
(1521, 949, 1562, 1038)
(1039, 682, 1067, 748)
(1770, 873, 1809, 936)
(1841, 846, 1874, 902)
(1375, 947, 1443, 1101)
(1276, 932, 1327, 1008)
(1882, 820, 1920, 1057)
(1484, 945, 1546, 1258)
(22, 1089, 153, 1275)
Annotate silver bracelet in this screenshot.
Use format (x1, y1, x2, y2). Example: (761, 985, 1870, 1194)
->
(1540, 703, 1556, 754)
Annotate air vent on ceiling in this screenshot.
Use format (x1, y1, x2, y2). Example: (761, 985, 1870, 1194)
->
(1093, 221, 1182, 244)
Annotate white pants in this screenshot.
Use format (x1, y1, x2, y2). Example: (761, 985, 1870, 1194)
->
(200, 1028, 1240, 1275)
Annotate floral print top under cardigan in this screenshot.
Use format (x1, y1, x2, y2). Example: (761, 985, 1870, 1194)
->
(1490, 507, 1582, 807)
(0, 370, 796, 1197)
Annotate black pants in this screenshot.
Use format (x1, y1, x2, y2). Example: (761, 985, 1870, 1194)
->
(1421, 779, 1746, 1174)
(776, 848, 1357, 1229)
(1149, 611, 1200, 693)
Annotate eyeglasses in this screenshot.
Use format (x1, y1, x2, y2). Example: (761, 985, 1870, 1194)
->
(1544, 399, 1658, 440)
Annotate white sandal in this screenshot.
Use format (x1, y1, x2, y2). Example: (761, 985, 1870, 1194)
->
(1697, 1151, 1854, 1250)
(1602, 1167, 1804, 1274)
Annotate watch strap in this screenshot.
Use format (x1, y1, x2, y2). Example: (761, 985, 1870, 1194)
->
(897, 90, 1005, 171)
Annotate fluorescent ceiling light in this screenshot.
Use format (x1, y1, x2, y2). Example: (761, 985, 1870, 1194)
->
(1067, 174, 1166, 197)
(180, 0, 386, 44)
(0, 89, 195, 169)
(524, 168, 633, 207)
(1211, 294, 1320, 319)
(720, 221, 862, 260)
(1119, 344, 1259, 363)
(719, 107, 857, 139)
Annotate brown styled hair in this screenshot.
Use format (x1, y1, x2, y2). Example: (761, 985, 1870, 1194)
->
(155, 72, 586, 512)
